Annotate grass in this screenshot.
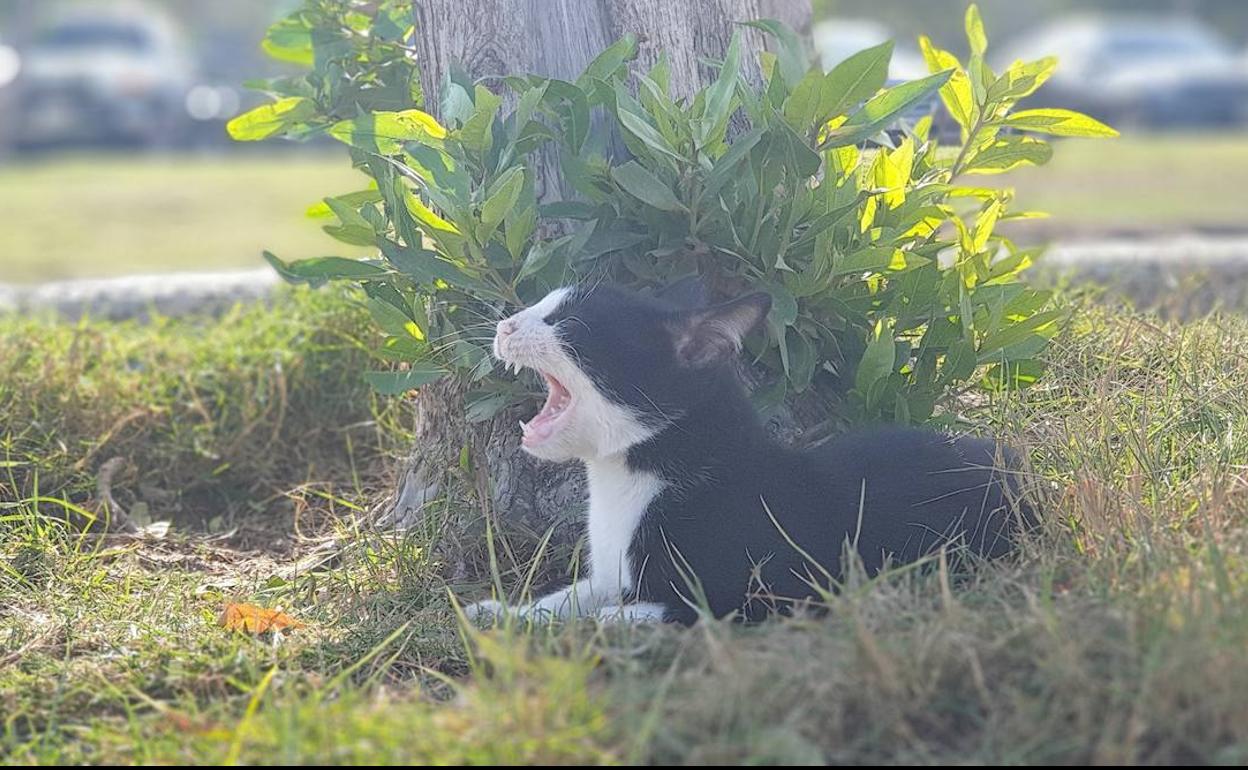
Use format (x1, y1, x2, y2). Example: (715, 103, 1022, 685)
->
(0, 153, 371, 284)
(1003, 131, 1248, 238)
(3, 287, 1248, 763)
(1, 132, 1246, 285)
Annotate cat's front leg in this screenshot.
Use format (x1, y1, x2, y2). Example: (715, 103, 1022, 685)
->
(464, 578, 610, 623)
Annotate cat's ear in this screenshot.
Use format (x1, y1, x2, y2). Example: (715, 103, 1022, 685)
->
(670, 292, 771, 367)
(657, 275, 710, 310)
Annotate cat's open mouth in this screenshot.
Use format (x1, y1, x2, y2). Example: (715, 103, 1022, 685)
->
(520, 371, 573, 447)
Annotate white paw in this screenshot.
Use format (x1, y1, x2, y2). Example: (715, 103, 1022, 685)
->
(462, 598, 562, 625)
(594, 602, 667, 624)
(463, 598, 506, 622)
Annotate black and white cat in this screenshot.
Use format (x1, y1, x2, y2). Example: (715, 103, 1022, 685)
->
(466, 282, 1033, 625)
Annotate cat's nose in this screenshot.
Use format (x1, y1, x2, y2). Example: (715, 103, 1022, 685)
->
(496, 318, 518, 338)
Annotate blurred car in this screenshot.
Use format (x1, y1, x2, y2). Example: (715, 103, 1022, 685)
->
(1003, 17, 1248, 128)
(13, 9, 194, 148)
(813, 19, 959, 142)
(0, 42, 19, 90)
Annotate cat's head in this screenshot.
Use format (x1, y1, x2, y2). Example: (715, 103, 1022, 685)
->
(493, 282, 771, 462)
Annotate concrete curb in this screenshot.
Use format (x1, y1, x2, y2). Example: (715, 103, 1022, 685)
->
(2, 236, 1247, 322)
(0, 268, 279, 321)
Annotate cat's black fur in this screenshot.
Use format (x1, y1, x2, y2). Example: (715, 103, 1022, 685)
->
(543, 282, 1034, 624)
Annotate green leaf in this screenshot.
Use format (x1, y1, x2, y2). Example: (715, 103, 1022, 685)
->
(480, 167, 526, 237)
(821, 70, 953, 148)
(821, 40, 893, 120)
(965, 4, 988, 57)
(403, 188, 462, 237)
(321, 223, 376, 247)
(323, 196, 371, 230)
(873, 138, 915, 210)
(788, 331, 817, 392)
(306, 189, 381, 218)
(610, 161, 686, 212)
(835, 246, 928, 275)
(504, 205, 536, 260)
(977, 309, 1065, 359)
(379, 240, 498, 297)
(989, 57, 1057, 102)
(700, 29, 742, 142)
(226, 97, 316, 141)
(855, 320, 896, 394)
(741, 19, 807, 90)
(440, 82, 475, 127)
(367, 297, 425, 340)
(328, 110, 448, 154)
(964, 135, 1053, 174)
(457, 85, 502, 153)
(702, 125, 765, 202)
(403, 144, 468, 198)
(782, 68, 825, 130)
(516, 240, 554, 283)
(1005, 109, 1118, 138)
(466, 389, 522, 423)
(579, 34, 638, 86)
(545, 80, 591, 152)
(919, 37, 974, 129)
(262, 252, 388, 288)
(971, 199, 1002, 253)
(940, 338, 978, 384)
(513, 81, 548, 129)
(261, 15, 314, 67)
(364, 366, 447, 395)
(576, 228, 648, 263)
(766, 283, 799, 326)
(616, 101, 684, 163)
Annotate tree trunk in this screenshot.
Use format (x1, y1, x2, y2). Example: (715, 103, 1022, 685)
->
(381, 0, 813, 536)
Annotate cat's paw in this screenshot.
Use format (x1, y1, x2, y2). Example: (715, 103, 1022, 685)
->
(594, 602, 668, 624)
(462, 598, 506, 623)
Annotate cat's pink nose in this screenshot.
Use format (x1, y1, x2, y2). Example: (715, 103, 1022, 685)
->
(497, 318, 518, 338)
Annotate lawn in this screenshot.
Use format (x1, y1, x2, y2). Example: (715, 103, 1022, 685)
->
(2, 286, 1247, 763)
(0, 152, 371, 284)
(1002, 131, 1248, 238)
(2, 132, 1246, 285)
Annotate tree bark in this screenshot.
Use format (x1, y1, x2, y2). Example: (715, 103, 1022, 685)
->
(383, 0, 813, 536)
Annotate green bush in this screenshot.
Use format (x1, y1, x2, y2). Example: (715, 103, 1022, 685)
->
(231, 2, 1114, 424)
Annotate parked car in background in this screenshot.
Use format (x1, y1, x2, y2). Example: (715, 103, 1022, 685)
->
(12, 9, 195, 148)
(813, 19, 959, 142)
(1003, 16, 1248, 129)
(0, 41, 19, 90)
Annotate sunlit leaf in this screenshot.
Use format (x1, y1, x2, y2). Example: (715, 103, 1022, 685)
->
(328, 110, 447, 154)
(226, 97, 316, 141)
(1006, 109, 1118, 138)
(965, 4, 988, 57)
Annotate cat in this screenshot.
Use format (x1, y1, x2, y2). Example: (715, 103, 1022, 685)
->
(465, 281, 1034, 625)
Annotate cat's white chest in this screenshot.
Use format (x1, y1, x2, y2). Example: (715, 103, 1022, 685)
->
(584, 456, 664, 596)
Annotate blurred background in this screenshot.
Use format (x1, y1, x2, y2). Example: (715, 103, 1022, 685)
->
(0, 0, 1245, 286)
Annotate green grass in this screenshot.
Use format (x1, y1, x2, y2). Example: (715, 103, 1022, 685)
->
(2, 133, 1245, 285)
(1004, 131, 1248, 237)
(0, 153, 371, 284)
(3, 288, 1248, 763)
(0, 287, 408, 532)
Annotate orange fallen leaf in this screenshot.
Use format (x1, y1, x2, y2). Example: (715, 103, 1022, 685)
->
(219, 602, 305, 634)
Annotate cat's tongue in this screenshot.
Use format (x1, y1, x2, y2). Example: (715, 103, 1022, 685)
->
(520, 373, 572, 446)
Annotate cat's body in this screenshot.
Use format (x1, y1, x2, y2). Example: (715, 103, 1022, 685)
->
(467, 283, 1032, 624)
